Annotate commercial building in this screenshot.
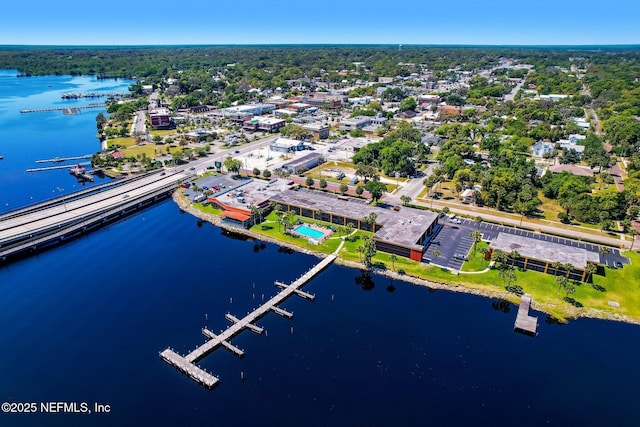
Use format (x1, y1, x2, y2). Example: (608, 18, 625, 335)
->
(301, 122, 330, 139)
(339, 116, 372, 131)
(282, 152, 324, 173)
(488, 232, 600, 282)
(149, 108, 173, 129)
(270, 137, 306, 153)
(243, 116, 286, 133)
(269, 189, 439, 261)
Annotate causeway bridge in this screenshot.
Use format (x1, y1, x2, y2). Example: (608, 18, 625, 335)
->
(161, 254, 336, 389)
(0, 169, 194, 262)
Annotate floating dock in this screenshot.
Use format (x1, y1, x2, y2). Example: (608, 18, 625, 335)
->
(514, 293, 538, 336)
(161, 254, 336, 389)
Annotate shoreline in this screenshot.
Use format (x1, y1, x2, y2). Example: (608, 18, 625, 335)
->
(172, 191, 640, 327)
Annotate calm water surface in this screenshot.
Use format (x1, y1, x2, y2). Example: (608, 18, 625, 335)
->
(0, 72, 639, 426)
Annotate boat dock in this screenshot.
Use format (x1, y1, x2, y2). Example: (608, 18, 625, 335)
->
(161, 254, 336, 389)
(27, 162, 91, 172)
(514, 293, 538, 336)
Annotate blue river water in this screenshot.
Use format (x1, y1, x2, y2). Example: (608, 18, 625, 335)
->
(0, 72, 639, 426)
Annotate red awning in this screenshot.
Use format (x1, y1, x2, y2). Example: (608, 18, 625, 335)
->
(222, 211, 251, 222)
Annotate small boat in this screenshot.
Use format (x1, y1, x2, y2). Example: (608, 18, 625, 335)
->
(0, 155, 3, 160)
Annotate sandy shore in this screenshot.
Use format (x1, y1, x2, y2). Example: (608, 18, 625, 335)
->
(173, 191, 639, 326)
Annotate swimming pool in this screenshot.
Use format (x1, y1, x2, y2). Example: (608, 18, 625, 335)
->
(293, 224, 326, 240)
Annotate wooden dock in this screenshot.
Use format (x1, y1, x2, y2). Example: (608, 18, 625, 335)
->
(161, 254, 336, 388)
(514, 293, 538, 336)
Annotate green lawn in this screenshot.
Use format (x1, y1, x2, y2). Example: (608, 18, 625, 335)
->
(250, 213, 341, 254)
(193, 203, 222, 216)
(460, 241, 490, 272)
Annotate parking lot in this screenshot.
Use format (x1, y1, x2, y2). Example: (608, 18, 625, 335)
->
(182, 172, 243, 202)
(424, 216, 629, 270)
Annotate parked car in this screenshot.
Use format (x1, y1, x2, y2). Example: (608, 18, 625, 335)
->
(453, 253, 467, 261)
(431, 240, 440, 245)
(616, 261, 623, 268)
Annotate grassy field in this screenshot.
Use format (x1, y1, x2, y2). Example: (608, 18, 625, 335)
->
(107, 137, 136, 148)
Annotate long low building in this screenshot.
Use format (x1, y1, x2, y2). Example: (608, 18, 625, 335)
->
(269, 188, 439, 260)
(488, 232, 600, 281)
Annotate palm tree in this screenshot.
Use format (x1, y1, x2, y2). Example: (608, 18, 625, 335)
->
(390, 254, 397, 271)
(584, 263, 597, 283)
(630, 229, 638, 250)
(470, 230, 482, 256)
(555, 275, 568, 299)
(475, 216, 483, 229)
(478, 247, 489, 265)
(368, 212, 378, 233)
(598, 246, 611, 257)
(552, 261, 563, 277)
(563, 262, 574, 279)
(432, 250, 441, 264)
(509, 250, 521, 267)
(346, 222, 354, 239)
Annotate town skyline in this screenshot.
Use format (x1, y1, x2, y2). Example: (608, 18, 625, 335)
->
(1, 0, 639, 46)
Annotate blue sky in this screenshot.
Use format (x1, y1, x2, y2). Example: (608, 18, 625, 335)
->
(1, 0, 638, 45)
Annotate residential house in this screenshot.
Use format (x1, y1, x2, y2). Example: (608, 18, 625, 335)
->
(532, 141, 555, 158)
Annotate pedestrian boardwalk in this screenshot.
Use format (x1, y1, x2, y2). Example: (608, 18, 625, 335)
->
(514, 293, 538, 336)
(161, 254, 336, 389)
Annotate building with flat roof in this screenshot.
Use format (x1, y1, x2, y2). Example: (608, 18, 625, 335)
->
(340, 137, 378, 152)
(149, 108, 173, 129)
(207, 178, 292, 228)
(269, 189, 439, 261)
(339, 116, 372, 131)
(270, 137, 306, 153)
(282, 152, 323, 173)
(301, 122, 330, 139)
(243, 116, 286, 132)
(489, 232, 600, 281)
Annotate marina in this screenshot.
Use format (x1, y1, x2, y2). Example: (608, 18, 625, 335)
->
(161, 254, 336, 389)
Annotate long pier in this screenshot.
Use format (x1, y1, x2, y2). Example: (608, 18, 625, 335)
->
(61, 92, 126, 100)
(514, 293, 538, 336)
(36, 155, 93, 164)
(160, 254, 335, 389)
(27, 162, 91, 172)
(20, 104, 105, 114)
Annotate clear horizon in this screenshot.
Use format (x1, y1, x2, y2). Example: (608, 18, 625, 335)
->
(1, 0, 638, 46)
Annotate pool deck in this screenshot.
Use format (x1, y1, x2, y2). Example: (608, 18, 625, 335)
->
(292, 224, 333, 242)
